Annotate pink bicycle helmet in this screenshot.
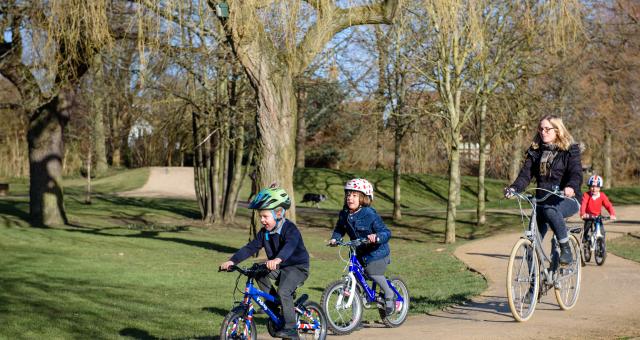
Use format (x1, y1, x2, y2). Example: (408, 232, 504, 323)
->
(344, 178, 374, 199)
(587, 175, 603, 187)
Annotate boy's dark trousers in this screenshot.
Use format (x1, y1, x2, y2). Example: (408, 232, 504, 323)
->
(256, 264, 309, 330)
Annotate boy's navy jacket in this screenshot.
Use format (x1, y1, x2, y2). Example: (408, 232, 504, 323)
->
(229, 219, 310, 269)
(331, 206, 391, 264)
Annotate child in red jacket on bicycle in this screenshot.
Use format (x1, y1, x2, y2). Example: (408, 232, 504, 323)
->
(580, 175, 616, 220)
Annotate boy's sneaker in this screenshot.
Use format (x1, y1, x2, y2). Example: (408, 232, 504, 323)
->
(274, 328, 299, 340)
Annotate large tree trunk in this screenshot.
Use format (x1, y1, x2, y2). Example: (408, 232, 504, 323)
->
(247, 70, 298, 222)
(603, 127, 612, 189)
(476, 97, 488, 227)
(28, 96, 70, 226)
(393, 128, 402, 221)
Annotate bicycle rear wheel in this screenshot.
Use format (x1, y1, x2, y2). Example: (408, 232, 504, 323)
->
(554, 234, 582, 310)
(321, 279, 363, 335)
(594, 237, 607, 266)
(378, 276, 410, 327)
(506, 238, 539, 322)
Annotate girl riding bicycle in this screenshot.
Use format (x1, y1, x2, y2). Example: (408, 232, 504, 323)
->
(220, 186, 309, 340)
(505, 115, 583, 266)
(328, 178, 395, 315)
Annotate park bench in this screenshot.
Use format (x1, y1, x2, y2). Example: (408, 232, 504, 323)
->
(0, 183, 8, 196)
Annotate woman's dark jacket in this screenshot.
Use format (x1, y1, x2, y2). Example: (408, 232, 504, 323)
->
(510, 143, 583, 203)
(331, 206, 391, 264)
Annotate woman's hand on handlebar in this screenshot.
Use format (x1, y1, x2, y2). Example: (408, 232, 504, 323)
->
(328, 239, 338, 246)
(367, 234, 378, 244)
(564, 187, 575, 198)
(220, 260, 234, 271)
(504, 187, 516, 199)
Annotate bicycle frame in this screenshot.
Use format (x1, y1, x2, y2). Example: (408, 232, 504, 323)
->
(524, 197, 559, 286)
(514, 189, 580, 286)
(339, 242, 404, 308)
(235, 272, 321, 332)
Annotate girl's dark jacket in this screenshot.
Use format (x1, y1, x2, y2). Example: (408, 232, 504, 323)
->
(331, 206, 391, 264)
(510, 143, 583, 203)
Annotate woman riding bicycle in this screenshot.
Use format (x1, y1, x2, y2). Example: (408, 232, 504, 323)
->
(505, 115, 583, 266)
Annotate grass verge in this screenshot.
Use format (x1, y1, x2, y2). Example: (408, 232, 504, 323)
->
(608, 233, 640, 263)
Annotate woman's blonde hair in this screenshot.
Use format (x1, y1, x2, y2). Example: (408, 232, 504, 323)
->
(532, 115, 574, 151)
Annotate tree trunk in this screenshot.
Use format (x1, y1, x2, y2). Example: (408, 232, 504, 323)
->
(85, 149, 92, 204)
(476, 97, 488, 227)
(603, 127, 612, 189)
(445, 142, 460, 244)
(295, 86, 306, 169)
(393, 128, 402, 221)
(509, 130, 524, 183)
(93, 53, 108, 176)
(375, 27, 388, 171)
(249, 72, 298, 222)
(28, 97, 69, 226)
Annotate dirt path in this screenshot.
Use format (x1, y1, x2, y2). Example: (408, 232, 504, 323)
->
(346, 205, 640, 339)
(118, 167, 196, 199)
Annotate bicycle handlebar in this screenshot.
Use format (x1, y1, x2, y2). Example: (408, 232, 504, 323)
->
(218, 263, 272, 276)
(583, 215, 611, 221)
(329, 238, 371, 247)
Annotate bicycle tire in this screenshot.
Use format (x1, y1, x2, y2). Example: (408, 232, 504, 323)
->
(506, 238, 539, 322)
(595, 237, 607, 266)
(321, 279, 363, 335)
(554, 234, 582, 310)
(378, 276, 410, 327)
(582, 236, 592, 263)
(297, 300, 328, 340)
(219, 306, 257, 340)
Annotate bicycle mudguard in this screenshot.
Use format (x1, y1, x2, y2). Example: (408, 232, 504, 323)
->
(569, 226, 582, 234)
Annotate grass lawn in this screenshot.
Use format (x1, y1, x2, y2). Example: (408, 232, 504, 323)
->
(608, 233, 640, 263)
(1, 167, 639, 338)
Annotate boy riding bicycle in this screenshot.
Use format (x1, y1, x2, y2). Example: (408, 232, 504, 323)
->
(220, 186, 309, 340)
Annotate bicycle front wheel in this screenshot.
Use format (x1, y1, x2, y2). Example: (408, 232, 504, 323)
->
(554, 234, 582, 310)
(297, 300, 327, 340)
(219, 306, 257, 340)
(506, 238, 539, 322)
(321, 279, 363, 335)
(595, 237, 607, 266)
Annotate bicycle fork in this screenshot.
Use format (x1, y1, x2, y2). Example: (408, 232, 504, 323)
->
(336, 272, 358, 309)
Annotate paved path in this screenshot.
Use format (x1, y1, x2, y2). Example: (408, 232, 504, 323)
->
(346, 205, 640, 339)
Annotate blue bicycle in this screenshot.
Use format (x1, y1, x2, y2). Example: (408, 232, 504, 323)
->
(321, 239, 409, 335)
(219, 263, 327, 340)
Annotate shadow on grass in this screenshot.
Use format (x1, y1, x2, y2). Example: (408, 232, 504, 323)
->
(62, 227, 238, 254)
(119, 328, 218, 340)
(0, 199, 31, 227)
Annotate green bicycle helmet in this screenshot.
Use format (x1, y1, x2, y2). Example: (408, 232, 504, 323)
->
(249, 187, 291, 210)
